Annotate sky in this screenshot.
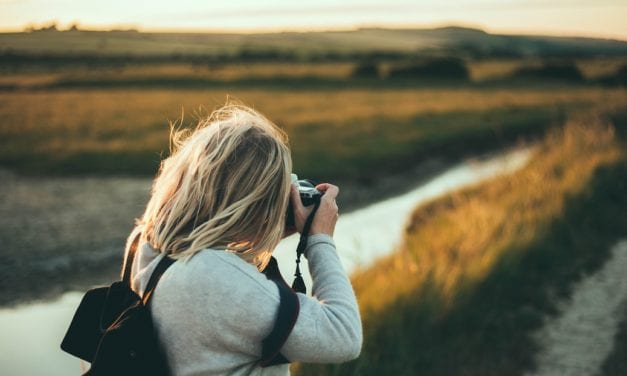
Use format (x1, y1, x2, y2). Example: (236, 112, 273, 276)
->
(1, 0, 626, 40)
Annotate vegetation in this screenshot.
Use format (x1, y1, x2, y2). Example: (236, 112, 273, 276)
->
(1, 28, 627, 373)
(351, 62, 380, 79)
(298, 110, 627, 375)
(2, 27, 627, 64)
(511, 61, 584, 82)
(598, 63, 627, 86)
(388, 57, 469, 80)
(1, 86, 625, 179)
(3, 57, 626, 90)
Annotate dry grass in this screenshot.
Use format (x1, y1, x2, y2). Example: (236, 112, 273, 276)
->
(0, 63, 356, 88)
(576, 57, 627, 79)
(298, 111, 627, 375)
(1, 86, 624, 177)
(1, 87, 623, 144)
(467, 59, 533, 81)
(354, 117, 621, 315)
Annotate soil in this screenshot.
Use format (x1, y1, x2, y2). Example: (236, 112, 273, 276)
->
(526, 240, 627, 376)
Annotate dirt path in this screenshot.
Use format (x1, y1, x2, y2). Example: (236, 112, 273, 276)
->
(526, 240, 627, 376)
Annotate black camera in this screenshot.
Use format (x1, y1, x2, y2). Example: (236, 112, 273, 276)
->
(286, 174, 322, 227)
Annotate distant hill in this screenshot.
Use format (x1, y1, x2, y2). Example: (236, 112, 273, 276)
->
(1, 26, 626, 60)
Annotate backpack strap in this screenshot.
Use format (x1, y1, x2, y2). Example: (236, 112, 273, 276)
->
(259, 257, 300, 367)
(121, 232, 175, 305)
(142, 255, 176, 306)
(122, 231, 141, 285)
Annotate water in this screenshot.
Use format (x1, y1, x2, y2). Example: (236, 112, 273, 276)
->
(273, 148, 532, 288)
(0, 292, 88, 375)
(0, 148, 531, 375)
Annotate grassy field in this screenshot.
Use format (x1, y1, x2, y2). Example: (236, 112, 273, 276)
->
(0, 28, 441, 55)
(1, 31, 627, 373)
(2, 28, 626, 59)
(1, 53, 626, 312)
(297, 110, 627, 375)
(2, 38, 625, 183)
(1, 29, 626, 372)
(2, 58, 626, 90)
(1, 85, 625, 180)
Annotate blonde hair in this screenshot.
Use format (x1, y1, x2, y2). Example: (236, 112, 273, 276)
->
(135, 103, 291, 270)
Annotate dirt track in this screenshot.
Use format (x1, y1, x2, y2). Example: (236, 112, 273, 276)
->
(527, 240, 627, 376)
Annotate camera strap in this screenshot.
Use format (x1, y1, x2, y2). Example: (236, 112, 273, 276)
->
(292, 196, 321, 294)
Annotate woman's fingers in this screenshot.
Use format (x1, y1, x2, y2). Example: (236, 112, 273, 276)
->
(315, 183, 339, 199)
(317, 183, 339, 212)
(290, 182, 340, 236)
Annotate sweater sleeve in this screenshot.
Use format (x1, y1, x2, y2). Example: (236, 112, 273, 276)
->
(280, 234, 363, 363)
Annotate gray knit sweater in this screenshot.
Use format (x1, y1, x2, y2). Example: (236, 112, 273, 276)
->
(127, 233, 362, 375)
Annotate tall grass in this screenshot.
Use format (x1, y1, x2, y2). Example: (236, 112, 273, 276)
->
(298, 112, 627, 375)
(1, 87, 624, 178)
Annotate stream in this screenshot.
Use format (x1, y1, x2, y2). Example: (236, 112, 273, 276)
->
(0, 148, 532, 376)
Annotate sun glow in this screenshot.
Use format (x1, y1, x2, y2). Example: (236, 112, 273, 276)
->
(0, 0, 626, 40)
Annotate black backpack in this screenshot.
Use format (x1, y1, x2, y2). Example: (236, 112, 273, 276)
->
(61, 235, 174, 375)
(61, 236, 300, 374)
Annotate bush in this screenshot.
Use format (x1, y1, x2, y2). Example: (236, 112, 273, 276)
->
(388, 57, 469, 80)
(351, 62, 380, 79)
(511, 61, 584, 82)
(598, 63, 627, 86)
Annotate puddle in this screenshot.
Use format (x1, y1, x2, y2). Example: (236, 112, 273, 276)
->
(0, 148, 532, 375)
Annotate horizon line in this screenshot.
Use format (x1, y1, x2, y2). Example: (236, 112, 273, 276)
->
(0, 22, 626, 42)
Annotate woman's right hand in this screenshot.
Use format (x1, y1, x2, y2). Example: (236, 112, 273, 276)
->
(290, 183, 340, 237)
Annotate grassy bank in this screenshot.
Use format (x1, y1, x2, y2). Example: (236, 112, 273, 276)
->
(298, 111, 627, 375)
(1, 87, 624, 179)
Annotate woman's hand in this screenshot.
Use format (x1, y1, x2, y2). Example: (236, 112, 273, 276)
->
(289, 183, 340, 237)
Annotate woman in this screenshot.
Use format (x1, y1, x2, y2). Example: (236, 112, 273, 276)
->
(123, 104, 362, 375)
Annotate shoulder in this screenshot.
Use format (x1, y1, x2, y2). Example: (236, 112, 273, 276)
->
(152, 249, 282, 343)
(162, 249, 281, 304)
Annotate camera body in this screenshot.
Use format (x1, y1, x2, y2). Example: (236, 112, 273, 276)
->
(286, 174, 322, 227)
